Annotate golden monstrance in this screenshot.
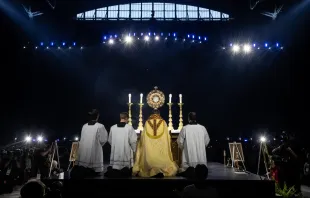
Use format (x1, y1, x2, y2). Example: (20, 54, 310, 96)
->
(146, 86, 165, 110)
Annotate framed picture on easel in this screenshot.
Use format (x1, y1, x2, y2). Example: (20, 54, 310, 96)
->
(67, 142, 79, 171)
(229, 142, 246, 171)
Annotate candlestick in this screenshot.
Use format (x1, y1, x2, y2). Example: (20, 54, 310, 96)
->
(179, 94, 182, 103)
(127, 102, 133, 126)
(140, 93, 143, 104)
(128, 93, 131, 103)
(178, 102, 184, 130)
(169, 94, 172, 103)
(167, 102, 174, 131)
(138, 103, 144, 131)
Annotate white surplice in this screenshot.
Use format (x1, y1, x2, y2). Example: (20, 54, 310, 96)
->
(177, 124, 210, 170)
(108, 123, 137, 170)
(76, 122, 108, 172)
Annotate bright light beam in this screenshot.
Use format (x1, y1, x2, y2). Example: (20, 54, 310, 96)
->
(144, 36, 150, 41)
(125, 36, 132, 43)
(232, 44, 240, 53)
(37, 136, 43, 142)
(243, 44, 251, 53)
(260, 136, 266, 142)
(25, 136, 31, 142)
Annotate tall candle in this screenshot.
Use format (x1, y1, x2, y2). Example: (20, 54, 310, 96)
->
(169, 94, 172, 103)
(140, 93, 143, 103)
(128, 93, 131, 103)
(179, 94, 182, 103)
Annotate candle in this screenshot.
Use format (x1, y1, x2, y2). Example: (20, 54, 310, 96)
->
(128, 93, 131, 103)
(140, 93, 143, 103)
(169, 94, 172, 103)
(179, 94, 182, 103)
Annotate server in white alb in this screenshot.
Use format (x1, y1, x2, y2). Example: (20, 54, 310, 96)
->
(106, 112, 137, 178)
(177, 112, 210, 178)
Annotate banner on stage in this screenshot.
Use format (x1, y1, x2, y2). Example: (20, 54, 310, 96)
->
(69, 142, 79, 162)
(229, 142, 244, 162)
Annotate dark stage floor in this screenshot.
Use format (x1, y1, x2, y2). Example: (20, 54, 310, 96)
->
(90, 162, 262, 181)
(45, 162, 274, 197)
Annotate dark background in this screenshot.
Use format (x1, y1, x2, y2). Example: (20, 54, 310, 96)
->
(0, 0, 309, 146)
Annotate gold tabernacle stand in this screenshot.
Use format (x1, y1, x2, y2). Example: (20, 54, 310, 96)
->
(127, 102, 133, 126)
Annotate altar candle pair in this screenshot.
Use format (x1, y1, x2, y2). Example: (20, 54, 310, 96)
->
(128, 93, 143, 103)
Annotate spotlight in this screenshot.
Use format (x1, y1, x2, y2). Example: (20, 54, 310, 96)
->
(108, 39, 114, 44)
(80, 46, 83, 49)
(222, 47, 226, 50)
(69, 47, 72, 49)
(46, 46, 49, 49)
(125, 36, 132, 43)
(62, 42, 66, 46)
(58, 47, 61, 49)
(260, 136, 266, 142)
(280, 47, 283, 50)
(35, 46, 38, 49)
(232, 44, 240, 53)
(268, 47, 271, 50)
(155, 36, 159, 41)
(37, 136, 43, 142)
(23, 46, 26, 49)
(25, 136, 31, 142)
(75, 137, 79, 141)
(174, 38, 177, 41)
(14, 137, 17, 141)
(243, 44, 251, 53)
(64, 137, 66, 140)
(144, 36, 149, 41)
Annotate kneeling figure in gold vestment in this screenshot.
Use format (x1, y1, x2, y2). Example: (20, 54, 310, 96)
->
(132, 110, 178, 177)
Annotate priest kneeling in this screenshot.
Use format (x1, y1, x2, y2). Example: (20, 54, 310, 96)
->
(105, 112, 137, 178)
(132, 109, 178, 178)
(177, 112, 210, 178)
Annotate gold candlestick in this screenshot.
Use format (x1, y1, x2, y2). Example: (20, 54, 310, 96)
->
(127, 103, 133, 126)
(138, 103, 144, 131)
(178, 103, 184, 130)
(167, 103, 174, 131)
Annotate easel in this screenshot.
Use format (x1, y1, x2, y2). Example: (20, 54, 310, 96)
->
(48, 140, 61, 178)
(257, 141, 270, 179)
(229, 142, 246, 172)
(67, 142, 79, 171)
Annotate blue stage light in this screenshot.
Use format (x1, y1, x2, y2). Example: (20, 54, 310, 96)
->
(115, 34, 117, 38)
(204, 37, 207, 41)
(187, 34, 190, 38)
(133, 33, 136, 36)
(192, 35, 195, 39)
(276, 43, 279, 47)
(154, 32, 156, 36)
(110, 35, 112, 38)
(40, 42, 44, 46)
(173, 33, 176, 37)
(198, 36, 201, 40)
(148, 32, 151, 36)
(62, 42, 66, 46)
(168, 33, 171, 36)
(73, 42, 76, 46)
(230, 43, 232, 46)
(141, 33, 143, 36)
(161, 33, 163, 36)
(265, 43, 268, 47)
(50, 42, 54, 46)
(104, 36, 107, 40)
(244, 139, 248, 142)
(253, 43, 256, 47)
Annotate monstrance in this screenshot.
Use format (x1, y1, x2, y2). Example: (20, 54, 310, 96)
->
(146, 86, 165, 110)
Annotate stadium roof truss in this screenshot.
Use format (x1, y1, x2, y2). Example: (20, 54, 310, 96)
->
(76, 2, 230, 21)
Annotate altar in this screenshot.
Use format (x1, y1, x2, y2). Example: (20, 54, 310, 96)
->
(127, 86, 184, 167)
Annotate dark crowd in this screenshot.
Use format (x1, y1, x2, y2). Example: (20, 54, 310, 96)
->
(0, 131, 309, 197)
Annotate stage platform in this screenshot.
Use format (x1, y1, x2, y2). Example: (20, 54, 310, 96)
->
(46, 162, 275, 197)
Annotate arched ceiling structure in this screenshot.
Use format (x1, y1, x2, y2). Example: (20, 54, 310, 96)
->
(76, 2, 230, 21)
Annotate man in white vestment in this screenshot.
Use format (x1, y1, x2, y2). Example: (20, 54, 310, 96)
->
(177, 112, 210, 178)
(105, 112, 137, 178)
(75, 109, 108, 175)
